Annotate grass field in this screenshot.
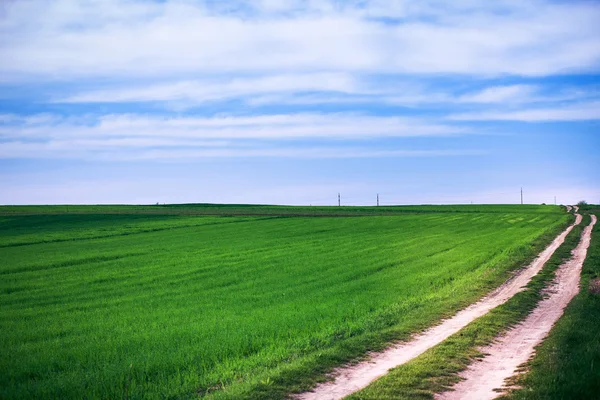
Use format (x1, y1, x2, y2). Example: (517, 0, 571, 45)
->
(0, 205, 568, 399)
(0, 203, 565, 217)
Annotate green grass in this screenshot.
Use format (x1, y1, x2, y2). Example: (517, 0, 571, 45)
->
(0, 205, 568, 399)
(500, 205, 600, 400)
(349, 213, 586, 400)
(0, 203, 562, 217)
(0, 214, 270, 248)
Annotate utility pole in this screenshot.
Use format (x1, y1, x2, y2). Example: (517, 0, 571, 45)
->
(521, 187, 523, 205)
(338, 193, 341, 207)
(377, 193, 379, 207)
(554, 196, 557, 205)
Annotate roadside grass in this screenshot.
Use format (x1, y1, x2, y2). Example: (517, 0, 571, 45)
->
(499, 206, 600, 400)
(0, 206, 568, 399)
(348, 214, 585, 400)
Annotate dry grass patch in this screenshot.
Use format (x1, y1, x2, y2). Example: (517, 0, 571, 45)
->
(589, 278, 600, 295)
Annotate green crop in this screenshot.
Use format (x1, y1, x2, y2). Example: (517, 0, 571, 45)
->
(0, 205, 568, 399)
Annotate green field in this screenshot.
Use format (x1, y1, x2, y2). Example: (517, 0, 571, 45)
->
(0, 203, 564, 217)
(0, 205, 569, 399)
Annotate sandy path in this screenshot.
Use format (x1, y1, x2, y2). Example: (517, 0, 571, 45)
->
(566, 205, 572, 213)
(438, 214, 596, 400)
(295, 215, 581, 400)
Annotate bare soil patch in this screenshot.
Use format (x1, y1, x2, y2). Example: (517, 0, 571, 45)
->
(589, 278, 600, 295)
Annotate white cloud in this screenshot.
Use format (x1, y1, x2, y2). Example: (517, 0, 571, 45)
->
(0, 112, 466, 141)
(55, 77, 596, 109)
(457, 85, 536, 104)
(54, 77, 431, 106)
(0, 112, 476, 159)
(1, 0, 599, 81)
(55, 76, 449, 107)
(0, 140, 483, 161)
(448, 101, 600, 121)
(57, 73, 362, 104)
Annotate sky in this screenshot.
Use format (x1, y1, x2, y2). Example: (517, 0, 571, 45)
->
(0, 0, 599, 206)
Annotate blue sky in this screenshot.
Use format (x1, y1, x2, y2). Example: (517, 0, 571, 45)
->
(0, 0, 599, 205)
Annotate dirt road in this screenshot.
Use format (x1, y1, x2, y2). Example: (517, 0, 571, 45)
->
(437, 214, 596, 400)
(295, 215, 581, 400)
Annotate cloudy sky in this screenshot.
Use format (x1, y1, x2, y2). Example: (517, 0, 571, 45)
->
(1, 0, 599, 205)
